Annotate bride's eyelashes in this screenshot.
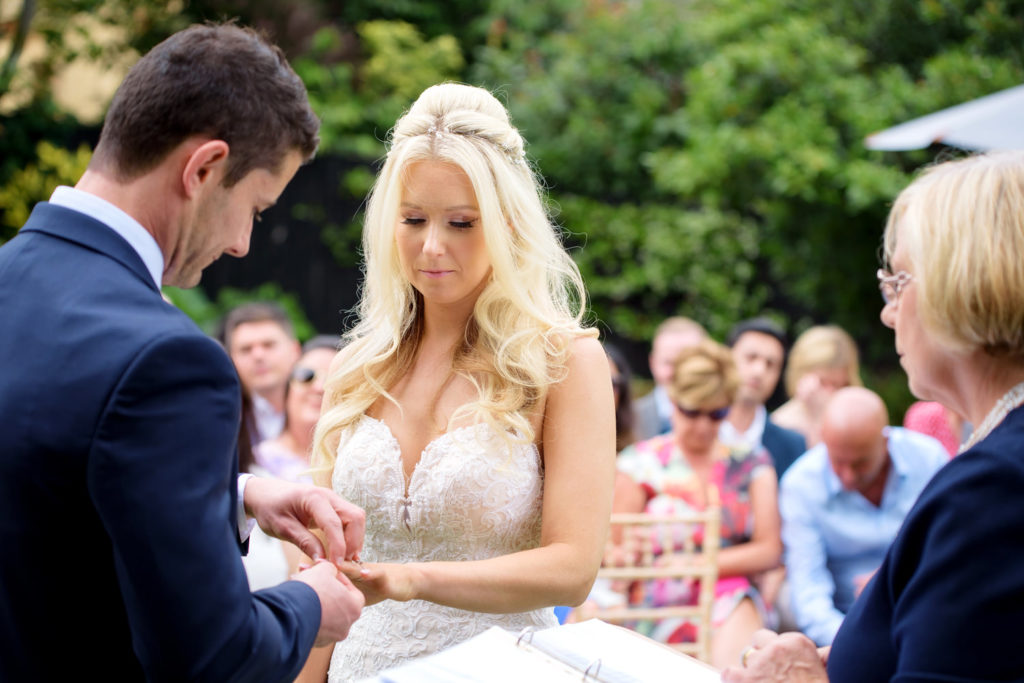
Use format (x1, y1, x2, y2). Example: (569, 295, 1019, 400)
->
(399, 216, 478, 229)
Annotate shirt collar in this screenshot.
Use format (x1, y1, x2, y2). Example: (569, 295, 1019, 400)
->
(884, 427, 914, 478)
(654, 385, 673, 421)
(49, 186, 165, 288)
(719, 404, 767, 450)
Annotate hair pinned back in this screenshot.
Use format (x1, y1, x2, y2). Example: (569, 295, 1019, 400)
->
(312, 83, 596, 483)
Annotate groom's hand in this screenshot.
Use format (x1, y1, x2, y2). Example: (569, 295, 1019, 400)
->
(293, 560, 365, 646)
(244, 477, 365, 566)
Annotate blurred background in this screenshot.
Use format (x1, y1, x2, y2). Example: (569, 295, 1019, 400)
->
(3, 0, 1023, 416)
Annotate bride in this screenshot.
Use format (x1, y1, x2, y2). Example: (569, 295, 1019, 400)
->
(307, 83, 616, 680)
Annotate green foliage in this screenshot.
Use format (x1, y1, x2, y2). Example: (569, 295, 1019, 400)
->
(7, 0, 1024, 401)
(326, 0, 494, 53)
(292, 21, 464, 159)
(473, 0, 1024, 378)
(162, 282, 316, 341)
(1, 0, 187, 103)
(0, 1, 187, 240)
(559, 196, 766, 342)
(473, 0, 696, 200)
(645, 0, 1022, 360)
(290, 20, 464, 267)
(0, 141, 92, 242)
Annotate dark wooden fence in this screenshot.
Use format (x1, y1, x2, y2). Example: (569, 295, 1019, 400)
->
(198, 155, 367, 337)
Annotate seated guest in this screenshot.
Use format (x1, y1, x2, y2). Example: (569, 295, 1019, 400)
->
(633, 316, 708, 439)
(772, 325, 861, 448)
(721, 318, 808, 630)
(617, 340, 781, 669)
(255, 335, 339, 483)
(721, 317, 807, 479)
(223, 301, 302, 443)
(779, 386, 947, 645)
(903, 400, 965, 457)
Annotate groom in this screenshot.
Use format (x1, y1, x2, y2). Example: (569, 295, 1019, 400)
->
(0, 24, 363, 681)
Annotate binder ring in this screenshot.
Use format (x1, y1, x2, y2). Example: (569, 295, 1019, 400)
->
(516, 626, 536, 647)
(583, 659, 602, 680)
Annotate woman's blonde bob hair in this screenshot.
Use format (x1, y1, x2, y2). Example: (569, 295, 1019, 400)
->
(883, 151, 1024, 358)
(784, 325, 862, 398)
(668, 340, 739, 410)
(311, 83, 595, 481)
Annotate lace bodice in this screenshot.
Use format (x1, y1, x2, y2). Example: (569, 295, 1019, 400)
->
(327, 416, 557, 681)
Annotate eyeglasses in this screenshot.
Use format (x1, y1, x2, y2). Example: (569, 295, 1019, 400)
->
(877, 269, 914, 305)
(674, 403, 730, 421)
(290, 366, 323, 384)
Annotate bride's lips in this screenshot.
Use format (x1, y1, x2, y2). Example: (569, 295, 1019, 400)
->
(420, 269, 453, 278)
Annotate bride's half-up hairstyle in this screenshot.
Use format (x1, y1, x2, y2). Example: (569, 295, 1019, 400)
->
(312, 83, 596, 484)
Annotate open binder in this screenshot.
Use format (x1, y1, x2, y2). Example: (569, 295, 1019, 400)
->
(362, 619, 721, 682)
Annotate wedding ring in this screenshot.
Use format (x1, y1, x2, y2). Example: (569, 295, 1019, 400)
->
(741, 646, 755, 667)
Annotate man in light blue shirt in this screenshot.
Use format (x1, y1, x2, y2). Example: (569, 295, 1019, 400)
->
(780, 387, 948, 645)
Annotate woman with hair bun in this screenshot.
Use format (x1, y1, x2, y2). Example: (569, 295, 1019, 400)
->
(309, 83, 615, 680)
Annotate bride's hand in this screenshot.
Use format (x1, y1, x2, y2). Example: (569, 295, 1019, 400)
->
(338, 561, 419, 606)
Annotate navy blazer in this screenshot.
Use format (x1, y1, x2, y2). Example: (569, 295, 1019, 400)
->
(0, 204, 320, 681)
(828, 404, 1024, 681)
(761, 419, 806, 479)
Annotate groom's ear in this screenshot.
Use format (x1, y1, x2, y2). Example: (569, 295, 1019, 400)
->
(181, 140, 230, 199)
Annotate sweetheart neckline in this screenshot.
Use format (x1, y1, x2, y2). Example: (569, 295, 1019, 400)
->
(356, 414, 538, 498)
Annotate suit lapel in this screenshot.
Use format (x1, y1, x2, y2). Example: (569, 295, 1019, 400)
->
(20, 203, 161, 294)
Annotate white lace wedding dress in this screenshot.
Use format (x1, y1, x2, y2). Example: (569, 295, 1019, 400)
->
(326, 415, 558, 682)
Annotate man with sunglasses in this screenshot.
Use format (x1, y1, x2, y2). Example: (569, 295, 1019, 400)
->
(779, 386, 947, 646)
(252, 335, 340, 483)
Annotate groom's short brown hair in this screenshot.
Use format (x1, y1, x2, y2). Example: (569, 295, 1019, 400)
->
(91, 23, 319, 187)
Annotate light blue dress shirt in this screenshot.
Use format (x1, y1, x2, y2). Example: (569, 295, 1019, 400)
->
(779, 427, 948, 645)
(652, 385, 673, 434)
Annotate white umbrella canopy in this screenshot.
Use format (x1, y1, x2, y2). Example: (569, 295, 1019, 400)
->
(865, 84, 1024, 152)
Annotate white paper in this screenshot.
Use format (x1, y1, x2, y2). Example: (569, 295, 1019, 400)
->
(363, 619, 721, 683)
(366, 627, 581, 683)
(531, 620, 721, 683)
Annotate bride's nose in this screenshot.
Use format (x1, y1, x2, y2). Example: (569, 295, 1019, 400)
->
(422, 223, 445, 256)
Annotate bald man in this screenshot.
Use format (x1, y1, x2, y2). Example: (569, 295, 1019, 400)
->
(779, 387, 948, 645)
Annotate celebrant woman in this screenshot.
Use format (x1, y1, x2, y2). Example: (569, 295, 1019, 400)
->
(724, 152, 1024, 681)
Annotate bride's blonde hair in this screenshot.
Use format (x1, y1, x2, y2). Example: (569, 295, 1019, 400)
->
(312, 83, 596, 483)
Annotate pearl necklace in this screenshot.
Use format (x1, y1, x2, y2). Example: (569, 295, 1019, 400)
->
(958, 380, 1024, 454)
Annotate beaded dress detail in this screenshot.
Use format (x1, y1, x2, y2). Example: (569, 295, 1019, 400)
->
(326, 415, 557, 681)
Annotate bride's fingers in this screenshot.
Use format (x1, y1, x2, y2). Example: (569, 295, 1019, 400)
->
(337, 560, 371, 581)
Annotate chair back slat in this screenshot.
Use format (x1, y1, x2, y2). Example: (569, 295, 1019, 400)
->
(575, 508, 721, 664)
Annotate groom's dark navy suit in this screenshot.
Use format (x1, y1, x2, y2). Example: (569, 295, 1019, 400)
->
(0, 203, 320, 681)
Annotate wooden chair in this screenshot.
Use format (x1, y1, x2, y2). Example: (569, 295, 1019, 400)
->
(575, 508, 722, 663)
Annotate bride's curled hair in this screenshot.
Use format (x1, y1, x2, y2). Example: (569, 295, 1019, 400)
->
(312, 83, 596, 482)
